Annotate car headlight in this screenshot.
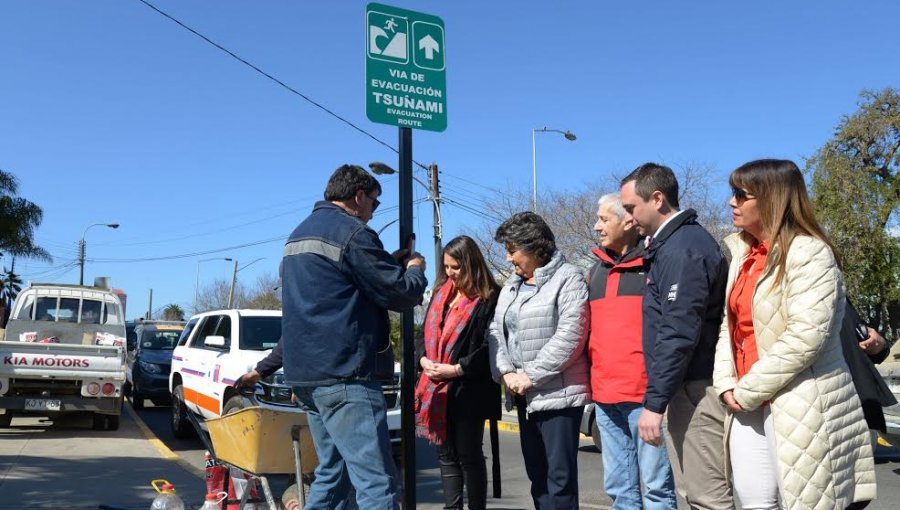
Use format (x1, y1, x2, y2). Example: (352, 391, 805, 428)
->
(137, 360, 162, 374)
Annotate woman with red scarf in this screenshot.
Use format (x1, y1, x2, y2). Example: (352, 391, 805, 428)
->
(415, 235, 501, 510)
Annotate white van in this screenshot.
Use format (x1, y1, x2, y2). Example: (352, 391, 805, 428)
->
(169, 309, 402, 452)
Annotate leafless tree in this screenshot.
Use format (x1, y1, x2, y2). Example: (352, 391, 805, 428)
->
(460, 163, 733, 279)
(243, 273, 282, 310)
(193, 278, 247, 314)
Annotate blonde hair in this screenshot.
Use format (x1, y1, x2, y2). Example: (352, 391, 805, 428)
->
(729, 159, 840, 285)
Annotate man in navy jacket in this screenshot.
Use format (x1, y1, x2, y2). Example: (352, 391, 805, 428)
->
(282, 164, 427, 509)
(620, 163, 731, 510)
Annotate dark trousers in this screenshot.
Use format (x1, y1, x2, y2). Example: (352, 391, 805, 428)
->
(516, 398, 583, 510)
(437, 417, 488, 510)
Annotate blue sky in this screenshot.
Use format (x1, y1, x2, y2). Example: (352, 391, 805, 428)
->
(3, 1, 898, 319)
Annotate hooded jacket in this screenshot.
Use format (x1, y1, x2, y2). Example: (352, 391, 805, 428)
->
(587, 242, 648, 404)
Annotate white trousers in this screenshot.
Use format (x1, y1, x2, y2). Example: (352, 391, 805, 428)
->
(729, 406, 782, 509)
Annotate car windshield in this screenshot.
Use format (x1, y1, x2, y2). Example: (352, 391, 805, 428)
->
(240, 316, 281, 351)
(141, 330, 183, 350)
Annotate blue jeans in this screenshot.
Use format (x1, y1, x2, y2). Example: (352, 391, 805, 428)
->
(595, 403, 677, 510)
(293, 381, 398, 510)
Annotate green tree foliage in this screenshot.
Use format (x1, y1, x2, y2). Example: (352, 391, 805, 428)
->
(0, 170, 50, 262)
(809, 88, 900, 338)
(389, 311, 424, 360)
(162, 304, 185, 321)
(0, 259, 23, 327)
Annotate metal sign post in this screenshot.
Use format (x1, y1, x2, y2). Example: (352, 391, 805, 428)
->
(398, 126, 415, 508)
(366, 4, 447, 506)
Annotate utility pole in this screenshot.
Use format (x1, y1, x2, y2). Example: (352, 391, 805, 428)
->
(78, 239, 86, 286)
(429, 163, 443, 281)
(146, 288, 153, 320)
(228, 259, 239, 309)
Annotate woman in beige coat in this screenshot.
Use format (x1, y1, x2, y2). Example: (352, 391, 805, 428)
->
(713, 159, 875, 510)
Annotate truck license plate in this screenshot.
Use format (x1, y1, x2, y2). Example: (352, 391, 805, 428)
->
(24, 399, 61, 412)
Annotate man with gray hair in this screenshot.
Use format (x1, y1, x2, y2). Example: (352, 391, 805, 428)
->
(587, 193, 677, 508)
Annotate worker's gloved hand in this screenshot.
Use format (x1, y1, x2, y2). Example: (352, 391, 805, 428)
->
(282, 483, 302, 510)
(234, 369, 261, 388)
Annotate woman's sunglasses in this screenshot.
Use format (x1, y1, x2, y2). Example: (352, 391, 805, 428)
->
(731, 187, 755, 202)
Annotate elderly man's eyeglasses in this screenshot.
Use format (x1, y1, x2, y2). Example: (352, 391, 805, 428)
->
(731, 187, 756, 203)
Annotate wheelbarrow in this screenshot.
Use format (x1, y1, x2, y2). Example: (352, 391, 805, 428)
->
(193, 387, 318, 509)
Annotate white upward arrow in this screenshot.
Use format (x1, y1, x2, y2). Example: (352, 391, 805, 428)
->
(419, 34, 440, 60)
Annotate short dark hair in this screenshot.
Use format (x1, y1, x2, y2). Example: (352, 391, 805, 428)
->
(494, 212, 556, 266)
(324, 164, 382, 201)
(620, 162, 679, 209)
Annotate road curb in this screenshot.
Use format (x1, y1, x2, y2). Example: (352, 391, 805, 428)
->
(494, 415, 590, 439)
(125, 402, 205, 479)
(493, 420, 521, 434)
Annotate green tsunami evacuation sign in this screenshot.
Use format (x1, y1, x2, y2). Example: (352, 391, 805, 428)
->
(366, 3, 447, 132)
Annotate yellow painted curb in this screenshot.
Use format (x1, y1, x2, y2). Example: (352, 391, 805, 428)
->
(125, 402, 205, 478)
(488, 419, 591, 439)
(493, 420, 521, 433)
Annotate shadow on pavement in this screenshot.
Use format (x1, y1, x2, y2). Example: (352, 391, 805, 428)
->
(0, 455, 207, 510)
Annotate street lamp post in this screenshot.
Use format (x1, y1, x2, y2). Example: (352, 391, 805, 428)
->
(195, 257, 233, 312)
(79, 223, 119, 285)
(228, 257, 265, 309)
(532, 127, 577, 211)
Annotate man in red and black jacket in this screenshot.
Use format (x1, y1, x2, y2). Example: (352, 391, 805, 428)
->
(587, 192, 677, 509)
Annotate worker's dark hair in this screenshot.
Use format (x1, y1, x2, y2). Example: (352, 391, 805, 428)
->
(324, 164, 382, 201)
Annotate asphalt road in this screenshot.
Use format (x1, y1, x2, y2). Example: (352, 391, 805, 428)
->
(134, 400, 900, 509)
(2, 403, 900, 509)
(133, 401, 611, 509)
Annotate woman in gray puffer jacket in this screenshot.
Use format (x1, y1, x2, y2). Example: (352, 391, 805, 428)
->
(488, 212, 590, 510)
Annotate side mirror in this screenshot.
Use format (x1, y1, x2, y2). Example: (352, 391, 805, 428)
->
(205, 335, 226, 348)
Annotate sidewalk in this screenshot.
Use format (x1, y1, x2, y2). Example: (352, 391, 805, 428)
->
(0, 406, 206, 510)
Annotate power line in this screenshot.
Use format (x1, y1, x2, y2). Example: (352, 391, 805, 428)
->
(84, 198, 428, 264)
(442, 197, 504, 223)
(136, 0, 433, 173)
(96, 205, 303, 248)
(440, 188, 501, 217)
(21, 261, 80, 281)
(440, 172, 503, 195)
(90, 236, 284, 263)
(441, 182, 494, 205)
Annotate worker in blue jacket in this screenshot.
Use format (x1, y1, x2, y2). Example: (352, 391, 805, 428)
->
(281, 164, 427, 510)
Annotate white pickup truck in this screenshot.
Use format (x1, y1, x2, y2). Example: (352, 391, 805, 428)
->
(0, 283, 127, 430)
